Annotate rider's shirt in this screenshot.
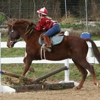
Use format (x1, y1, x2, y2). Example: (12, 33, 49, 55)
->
(35, 17, 54, 31)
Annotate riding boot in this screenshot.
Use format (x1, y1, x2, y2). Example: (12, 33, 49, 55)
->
(42, 35, 52, 52)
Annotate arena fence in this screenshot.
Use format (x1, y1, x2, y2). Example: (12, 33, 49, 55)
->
(1, 39, 100, 82)
(0, 33, 100, 92)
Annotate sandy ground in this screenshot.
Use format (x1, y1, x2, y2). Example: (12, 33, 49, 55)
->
(0, 81, 100, 100)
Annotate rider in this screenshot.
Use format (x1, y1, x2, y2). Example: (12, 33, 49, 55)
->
(35, 7, 61, 52)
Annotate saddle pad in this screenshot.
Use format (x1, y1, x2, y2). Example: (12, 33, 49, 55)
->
(39, 35, 64, 46)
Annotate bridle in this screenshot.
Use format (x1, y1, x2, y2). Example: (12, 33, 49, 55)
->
(8, 25, 19, 46)
(8, 22, 36, 46)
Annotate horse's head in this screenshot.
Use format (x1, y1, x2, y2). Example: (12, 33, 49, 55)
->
(7, 18, 34, 48)
(7, 19, 20, 48)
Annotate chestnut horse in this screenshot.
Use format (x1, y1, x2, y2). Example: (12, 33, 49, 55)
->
(7, 19, 100, 89)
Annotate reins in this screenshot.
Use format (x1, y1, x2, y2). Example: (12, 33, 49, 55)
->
(25, 23, 36, 36)
(25, 27, 34, 36)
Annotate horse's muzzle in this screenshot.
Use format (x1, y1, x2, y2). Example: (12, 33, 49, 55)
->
(7, 40, 17, 48)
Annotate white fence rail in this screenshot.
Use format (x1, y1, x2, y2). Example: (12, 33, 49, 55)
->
(1, 41, 100, 64)
(1, 41, 67, 64)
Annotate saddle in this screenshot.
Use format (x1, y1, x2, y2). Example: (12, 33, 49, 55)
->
(39, 35, 64, 46)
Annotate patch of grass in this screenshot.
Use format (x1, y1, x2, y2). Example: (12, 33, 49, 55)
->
(91, 35, 100, 40)
(1, 48, 25, 57)
(1, 64, 65, 84)
(60, 23, 85, 29)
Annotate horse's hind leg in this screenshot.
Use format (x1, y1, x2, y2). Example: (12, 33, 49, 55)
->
(73, 61, 88, 89)
(75, 59, 98, 86)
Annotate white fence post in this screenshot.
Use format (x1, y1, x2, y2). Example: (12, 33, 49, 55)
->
(64, 31, 70, 82)
(0, 33, 1, 87)
(87, 41, 92, 57)
(59, 31, 78, 86)
(64, 59, 69, 82)
(0, 32, 16, 93)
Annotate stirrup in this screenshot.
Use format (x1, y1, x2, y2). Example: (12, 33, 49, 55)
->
(45, 47, 52, 52)
(41, 44, 52, 52)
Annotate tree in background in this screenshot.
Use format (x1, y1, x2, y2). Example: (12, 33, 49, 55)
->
(0, 0, 100, 23)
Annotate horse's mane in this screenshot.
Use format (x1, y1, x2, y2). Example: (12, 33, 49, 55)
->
(14, 19, 31, 25)
(7, 18, 35, 26)
(7, 18, 17, 25)
(7, 18, 42, 35)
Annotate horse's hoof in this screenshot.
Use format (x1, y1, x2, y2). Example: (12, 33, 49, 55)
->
(73, 86, 81, 90)
(97, 83, 100, 88)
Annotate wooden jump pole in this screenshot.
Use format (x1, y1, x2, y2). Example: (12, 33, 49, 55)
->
(0, 66, 68, 84)
(0, 70, 21, 79)
(0, 66, 67, 84)
(1, 66, 68, 84)
(11, 66, 74, 92)
(32, 66, 68, 84)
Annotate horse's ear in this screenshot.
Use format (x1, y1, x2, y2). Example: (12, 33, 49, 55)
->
(7, 18, 18, 26)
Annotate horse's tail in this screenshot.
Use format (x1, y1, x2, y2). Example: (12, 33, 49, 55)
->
(85, 38, 100, 63)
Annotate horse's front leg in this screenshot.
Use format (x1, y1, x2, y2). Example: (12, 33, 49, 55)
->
(22, 56, 33, 76)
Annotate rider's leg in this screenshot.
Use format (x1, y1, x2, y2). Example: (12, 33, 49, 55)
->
(45, 24, 61, 37)
(42, 35, 52, 47)
(42, 24, 61, 52)
(42, 35, 52, 52)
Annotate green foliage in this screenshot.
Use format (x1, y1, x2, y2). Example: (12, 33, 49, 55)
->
(91, 35, 100, 40)
(0, 13, 7, 24)
(88, 23, 100, 36)
(60, 23, 85, 29)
